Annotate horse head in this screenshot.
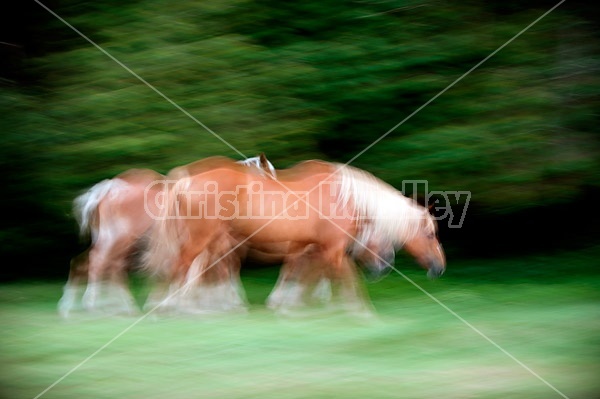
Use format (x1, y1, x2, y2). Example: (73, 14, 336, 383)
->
(402, 209, 446, 279)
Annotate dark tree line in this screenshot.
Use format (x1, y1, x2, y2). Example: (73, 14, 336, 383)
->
(1, 1, 599, 280)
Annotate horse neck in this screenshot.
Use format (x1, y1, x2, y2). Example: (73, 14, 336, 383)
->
(336, 163, 425, 246)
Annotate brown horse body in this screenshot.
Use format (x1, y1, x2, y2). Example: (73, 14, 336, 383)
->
(59, 168, 165, 317)
(143, 160, 367, 314)
(61, 154, 446, 318)
(143, 160, 446, 316)
(59, 155, 276, 317)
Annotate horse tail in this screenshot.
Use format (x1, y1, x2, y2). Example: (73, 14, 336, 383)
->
(72, 178, 126, 242)
(142, 177, 192, 278)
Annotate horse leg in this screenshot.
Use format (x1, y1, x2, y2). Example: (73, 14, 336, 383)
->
(192, 234, 246, 313)
(214, 249, 247, 312)
(291, 249, 333, 306)
(321, 245, 374, 317)
(81, 231, 133, 314)
(149, 255, 198, 314)
(266, 245, 306, 310)
(332, 256, 374, 317)
(195, 258, 229, 313)
(309, 268, 332, 305)
(58, 249, 90, 318)
(106, 256, 139, 316)
(164, 227, 220, 314)
(265, 262, 292, 309)
(179, 250, 211, 313)
(142, 239, 174, 313)
(226, 253, 247, 311)
(81, 243, 109, 312)
(294, 246, 332, 307)
(267, 244, 319, 313)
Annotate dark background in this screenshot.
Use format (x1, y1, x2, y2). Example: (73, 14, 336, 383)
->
(1, 0, 599, 281)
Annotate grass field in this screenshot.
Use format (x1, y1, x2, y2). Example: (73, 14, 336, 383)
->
(1, 246, 599, 399)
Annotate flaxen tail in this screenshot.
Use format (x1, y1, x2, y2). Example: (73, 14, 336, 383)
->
(72, 179, 126, 243)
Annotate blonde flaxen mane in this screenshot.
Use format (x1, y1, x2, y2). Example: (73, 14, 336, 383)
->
(334, 163, 435, 248)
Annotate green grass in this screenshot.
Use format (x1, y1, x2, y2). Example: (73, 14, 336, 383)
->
(1, 247, 599, 399)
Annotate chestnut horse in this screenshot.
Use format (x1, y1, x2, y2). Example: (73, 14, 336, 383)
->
(142, 160, 445, 315)
(58, 154, 276, 318)
(142, 160, 365, 314)
(264, 164, 446, 312)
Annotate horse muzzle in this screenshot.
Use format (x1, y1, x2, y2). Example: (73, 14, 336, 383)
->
(427, 262, 445, 279)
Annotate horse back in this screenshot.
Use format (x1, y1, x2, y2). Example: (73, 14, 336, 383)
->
(166, 156, 241, 179)
(114, 168, 165, 184)
(275, 159, 335, 181)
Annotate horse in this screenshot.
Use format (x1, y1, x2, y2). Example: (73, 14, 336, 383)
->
(58, 154, 276, 318)
(142, 160, 446, 315)
(141, 159, 366, 313)
(224, 162, 445, 314)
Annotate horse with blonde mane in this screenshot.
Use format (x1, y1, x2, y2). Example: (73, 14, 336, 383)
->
(265, 163, 446, 312)
(142, 160, 445, 316)
(141, 159, 366, 314)
(58, 154, 276, 318)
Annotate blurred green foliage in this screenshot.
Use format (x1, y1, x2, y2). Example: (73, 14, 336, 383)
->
(1, 1, 599, 278)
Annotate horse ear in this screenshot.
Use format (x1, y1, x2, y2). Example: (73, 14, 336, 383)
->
(259, 152, 268, 168)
